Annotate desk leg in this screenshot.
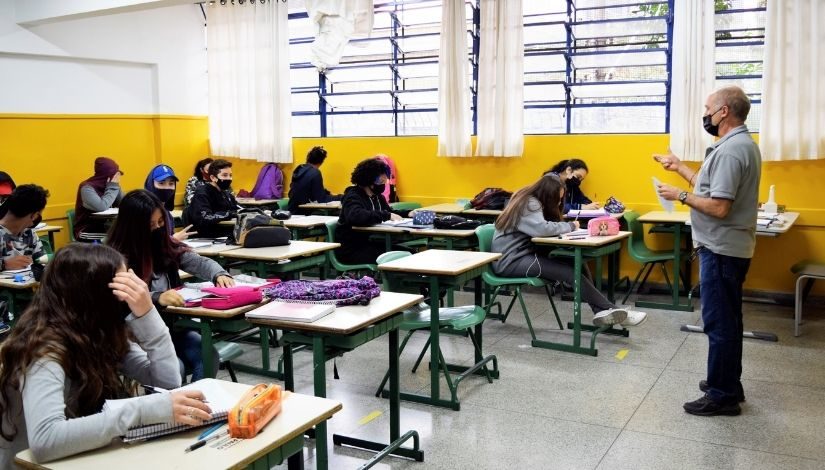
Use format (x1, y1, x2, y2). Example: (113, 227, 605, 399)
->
(200, 320, 216, 379)
(607, 251, 617, 303)
(429, 277, 441, 405)
(283, 343, 295, 391)
(231, 327, 285, 380)
(312, 336, 329, 470)
(635, 224, 694, 312)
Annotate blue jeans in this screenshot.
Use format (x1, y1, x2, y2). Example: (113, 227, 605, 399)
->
(172, 330, 218, 382)
(699, 247, 751, 404)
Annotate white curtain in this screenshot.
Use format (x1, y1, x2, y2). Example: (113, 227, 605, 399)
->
(304, 0, 374, 71)
(207, 1, 292, 163)
(437, 0, 472, 157)
(475, 0, 524, 157)
(669, 0, 715, 162)
(760, 0, 825, 161)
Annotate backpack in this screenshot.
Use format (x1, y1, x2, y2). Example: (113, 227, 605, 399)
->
(229, 209, 291, 248)
(433, 215, 483, 230)
(375, 154, 399, 203)
(470, 187, 512, 210)
(249, 163, 284, 200)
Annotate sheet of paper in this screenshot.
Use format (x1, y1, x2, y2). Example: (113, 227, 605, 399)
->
(93, 208, 119, 216)
(652, 177, 675, 213)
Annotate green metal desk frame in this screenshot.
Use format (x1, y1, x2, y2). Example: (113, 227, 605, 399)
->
(635, 222, 694, 312)
(278, 314, 424, 468)
(380, 270, 499, 410)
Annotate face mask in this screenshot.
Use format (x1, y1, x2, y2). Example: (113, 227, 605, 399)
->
(702, 107, 724, 137)
(151, 226, 167, 244)
(566, 177, 582, 188)
(216, 178, 232, 191)
(30, 214, 42, 229)
(153, 188, 175, 203)
(372, 183, 386, 194)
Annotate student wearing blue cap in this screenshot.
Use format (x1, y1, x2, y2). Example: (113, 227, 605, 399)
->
(144, 164, 195, 241)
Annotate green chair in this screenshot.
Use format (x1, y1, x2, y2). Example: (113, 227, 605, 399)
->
(622, 210, 691, 303)
(475, 224, 563, 339)
(276, 198, 289, 210)
(324, 220, 377, 276)
(374, 251, 497, 406)
(66, 209, 76, 242)
(389, 201, 421, 212)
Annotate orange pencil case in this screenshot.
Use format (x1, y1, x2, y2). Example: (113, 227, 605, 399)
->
(228, 383, 283, 439)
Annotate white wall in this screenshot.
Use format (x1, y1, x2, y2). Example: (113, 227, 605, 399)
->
(0, 1, 207, 115)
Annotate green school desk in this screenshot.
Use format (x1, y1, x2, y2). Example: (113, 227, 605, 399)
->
(418, 203, 465, 214)
(635, 211, 694, 312)
(353, 224, 477, 251)
(217, 241, 339, 280)
(531, 232, 632, 356)
(246, 292, 425, 469)
(298, 201, 341, 215)
(0, 277, 36, 323)
(34, 225, 61, 249)
(281, 215, 338, 239)
(378, 249, 501, 410)
(15, 380, 342, 470)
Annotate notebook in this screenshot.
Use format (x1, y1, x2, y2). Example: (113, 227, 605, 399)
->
(245, 300, 335, 323)
(107, 380, 236, 443)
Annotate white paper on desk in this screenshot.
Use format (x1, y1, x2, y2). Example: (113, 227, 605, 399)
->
(177, 287, 213, 302)
(182, 240, 214, 248)
(0, 268, 32, 278)
(381, 218, 413, 226)
(33, 222, 47, 230)
(652, 177, 675, 213)
(93, 208, 119, 216)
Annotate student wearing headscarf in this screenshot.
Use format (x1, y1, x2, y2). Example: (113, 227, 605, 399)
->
(74, 157, 124, 240)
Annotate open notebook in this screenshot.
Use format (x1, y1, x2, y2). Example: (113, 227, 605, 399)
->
(246, 300, 335, 323)
(106, 380, 236, 443)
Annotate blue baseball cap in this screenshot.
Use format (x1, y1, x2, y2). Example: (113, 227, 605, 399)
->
(151, 165, 178, 182)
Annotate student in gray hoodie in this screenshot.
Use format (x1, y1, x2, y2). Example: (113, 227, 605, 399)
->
(0, 244, 212, 468)
(492, 174, 646, 327)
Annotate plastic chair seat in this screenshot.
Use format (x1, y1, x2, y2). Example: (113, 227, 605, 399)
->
(399, 304, 482, 331)
(791, 260, 825, 277)
(214, 340, 244, 362)
(390, 202, 422, 212)
(482, 271, 546, 288)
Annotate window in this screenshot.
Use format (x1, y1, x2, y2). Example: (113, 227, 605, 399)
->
(715, 0, 766, 131)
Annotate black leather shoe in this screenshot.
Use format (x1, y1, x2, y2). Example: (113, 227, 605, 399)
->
(699, 380, 746, 402)
(683, 395, 741, 416)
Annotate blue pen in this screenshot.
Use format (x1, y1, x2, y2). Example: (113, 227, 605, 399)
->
(197, 421, 226, 440)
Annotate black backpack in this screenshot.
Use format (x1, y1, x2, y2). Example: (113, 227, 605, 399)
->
(470, 188, 512, 210)
(433, 215, 483, 230)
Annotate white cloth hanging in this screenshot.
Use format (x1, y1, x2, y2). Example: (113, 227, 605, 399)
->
(760, 0, 825, 161)
(475, 0, 524, 157)
(437, 0, 472, 157)
(304, 0, 374, 71)
(206, 1, 293, 163)
(668, 0, 715, 162)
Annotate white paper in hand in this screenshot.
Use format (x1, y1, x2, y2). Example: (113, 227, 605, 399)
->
(652, 177, 675, 213)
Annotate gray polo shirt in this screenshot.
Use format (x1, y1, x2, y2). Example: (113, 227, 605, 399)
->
(691, 125, 761, 259)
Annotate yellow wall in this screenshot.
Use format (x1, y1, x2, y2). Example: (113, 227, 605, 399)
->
(2, 114, 824, 295)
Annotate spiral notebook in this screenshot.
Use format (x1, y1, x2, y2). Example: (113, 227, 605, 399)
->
(106, 379, 236, 443)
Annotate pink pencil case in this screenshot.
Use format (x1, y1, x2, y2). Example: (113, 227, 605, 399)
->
(195, 280, 281, 310)
(587, 216, 620, 237)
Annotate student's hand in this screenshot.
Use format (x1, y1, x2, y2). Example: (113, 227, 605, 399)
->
(389, 213, 403, 221)
(170, 390, 213, 426)
(656, 183, 681, 201)
(159, 289, 185, 307)
(408, 209, 418, 217)
(583, 202, 600, 210)
(110, 269, 153, 317)
(172, 225, 197, 241)
(653, 151, 682, 172)
(4, 255, 33, 270)
(109, 172, 122, 184)
(571, 221, 581, 230)
(215, 275, 235, 288)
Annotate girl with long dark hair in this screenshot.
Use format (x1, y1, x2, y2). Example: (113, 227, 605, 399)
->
(107, 190, 234, 381)
(0, 244, 212, 467)
(493, 174, 646, 327)
(183, 157, 213, 209)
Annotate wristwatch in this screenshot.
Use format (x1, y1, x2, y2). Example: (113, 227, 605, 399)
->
(678, 191, 689, 205)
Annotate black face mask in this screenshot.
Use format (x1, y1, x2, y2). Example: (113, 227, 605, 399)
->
(566, 177, 582, 188)
(152, 188, 175, 203)
(30, 214, 42, 229)
(216, 179, 232, 191)
(372, 183, 386, 194)
(151, 226, 167, 245)
(702, 107, 724, 137)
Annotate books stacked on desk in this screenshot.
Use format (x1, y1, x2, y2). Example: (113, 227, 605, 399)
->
(245, 300, 335, 323)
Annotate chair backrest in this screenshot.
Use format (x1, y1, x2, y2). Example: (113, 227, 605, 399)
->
(277, 198, 289, 210)
(389, 202, 421, 212)
(475, 224, 496, 253)
(325, 219, 337, 242)
(623, 210, 647, 260)
(376, 251, 412, 291)
(66, 209, 76, 242)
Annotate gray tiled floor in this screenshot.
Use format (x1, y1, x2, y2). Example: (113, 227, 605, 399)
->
(221, 289, 825, 469)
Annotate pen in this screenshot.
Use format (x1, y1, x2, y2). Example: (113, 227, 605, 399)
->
(142, 384, 169, 394)
(185, 429, 229, 453)
(197, 421, 226, 440)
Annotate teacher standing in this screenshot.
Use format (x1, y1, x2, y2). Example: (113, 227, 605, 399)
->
(655, 85, 761, 417)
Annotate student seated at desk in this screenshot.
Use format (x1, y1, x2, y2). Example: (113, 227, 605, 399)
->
(74, 157, 124, 241)
(288, 146, 340, 215)
(336, 157, 407, 265)
(546, 159, 600, 213)
(0, 185, 49, 273)
(492, 174, 646, 327)
(183, 158, 238, 238)
(0, 244, 212, 468)
(144, 164, 195, 241)
(183, 157, 213, 210)
(108, 190, 234, 381)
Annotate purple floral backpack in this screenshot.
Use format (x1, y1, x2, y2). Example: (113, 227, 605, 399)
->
(264, 276, 381, 306)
